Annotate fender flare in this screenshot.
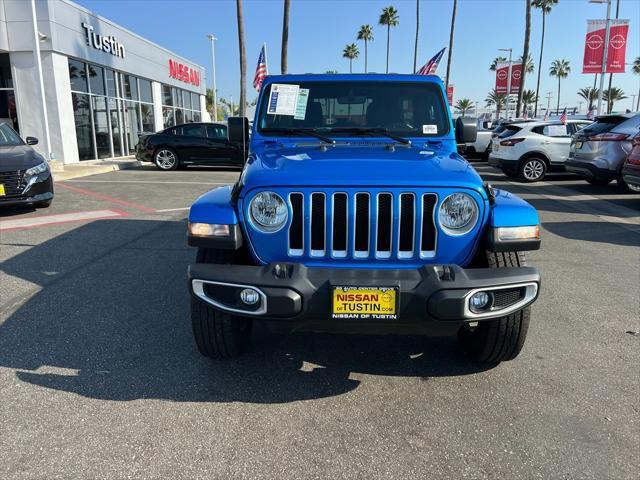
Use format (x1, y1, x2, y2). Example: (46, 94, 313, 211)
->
(188, 186, 242, 249)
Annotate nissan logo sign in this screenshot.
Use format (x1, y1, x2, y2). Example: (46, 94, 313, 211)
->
(497, 70, 508, 80)
(586, 33, 603, 50)
(610, 33, 626, 49)
(512, 70, 521, 80)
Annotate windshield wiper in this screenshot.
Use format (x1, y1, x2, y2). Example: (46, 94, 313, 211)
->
(321, 127, 411, 145)
(260, 128, 335, 145)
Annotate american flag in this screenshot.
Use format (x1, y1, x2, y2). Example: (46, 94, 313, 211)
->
(253, 45, 267, 91)
(416, 48, 446, 75)
(560, 107, 567, 124)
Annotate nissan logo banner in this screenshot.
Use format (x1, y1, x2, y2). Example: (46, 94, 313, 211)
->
(582, 19, 629, 74)
(495, 62, 522, 95)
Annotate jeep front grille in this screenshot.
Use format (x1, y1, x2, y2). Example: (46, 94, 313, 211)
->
(287, 191, 437, 260)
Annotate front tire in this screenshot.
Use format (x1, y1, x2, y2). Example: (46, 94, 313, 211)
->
(191, 248, 253, 359)
(457, 251, 531, 363)
(519, 157, 547, 182)
(154, 147, 179, 171)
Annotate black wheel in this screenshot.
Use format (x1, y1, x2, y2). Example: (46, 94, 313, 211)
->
(34, 200, 52, 208)
(457, 251, 531, 363)
(519, 157, 547, 182)
(154, 147, 179, 171)
(585, 177, 612, 186)
(191, 248, 253, 359)
(503, 169, 519, 178)
(617, 175, 640, 193)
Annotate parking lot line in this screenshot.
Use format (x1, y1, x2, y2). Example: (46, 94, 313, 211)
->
(0, 209, 129, 232)
(64, 180, 231, 185)
(56, 182, 156, 213)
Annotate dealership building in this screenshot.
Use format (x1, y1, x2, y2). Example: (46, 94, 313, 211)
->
(0, 0, 208, 164)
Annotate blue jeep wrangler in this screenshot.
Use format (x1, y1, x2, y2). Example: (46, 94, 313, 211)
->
(187, 74, 541, 363)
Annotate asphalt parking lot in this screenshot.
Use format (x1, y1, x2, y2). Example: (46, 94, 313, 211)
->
(1, 163, 638, 479)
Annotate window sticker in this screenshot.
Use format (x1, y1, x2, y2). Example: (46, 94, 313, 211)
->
(293, 88, 310, 120)
(422, 124, 438, 134)
(267, 83, 300, 115)
(546, 125, 568, 137)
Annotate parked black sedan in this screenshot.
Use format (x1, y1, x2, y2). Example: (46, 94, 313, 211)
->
(135, 122, 245, 171)
(0, 123, 53, 209)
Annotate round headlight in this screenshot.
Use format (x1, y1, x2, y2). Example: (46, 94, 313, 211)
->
(249, 191, 288, 231)
(438, 193, 478, 235)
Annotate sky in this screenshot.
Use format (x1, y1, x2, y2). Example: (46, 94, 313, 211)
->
(78, 0, 640, 113)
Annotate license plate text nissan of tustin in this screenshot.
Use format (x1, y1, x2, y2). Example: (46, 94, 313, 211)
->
(186, 74, 542, 363)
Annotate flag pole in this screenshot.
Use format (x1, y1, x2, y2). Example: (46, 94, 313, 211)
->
(263, 42, 269, 75)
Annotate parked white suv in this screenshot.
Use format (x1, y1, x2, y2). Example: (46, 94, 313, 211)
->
(488, 120, 591, 182)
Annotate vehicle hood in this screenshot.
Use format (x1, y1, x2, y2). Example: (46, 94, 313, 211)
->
(241, 141, 484, 194)
(0, 145, 45, 171)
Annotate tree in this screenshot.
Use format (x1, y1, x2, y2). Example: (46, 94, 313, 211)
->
(378, 6, 399, 74)
(235, 0, 246, 117)
(577, 87, 599, 112)
(455, 98, 474, 116)
(521, 89, 537, 114)
(603, 87, 627, 114)
(632, 57, 640, 111)
(489, 56, 507, 71)
(413, 0, 420, 73)
(357, 25, 374, 72)
(445, 0, 458, 90)
(531, 0, 558, 117)
(281, 0, 290, 74)
(486, 88, 507, 119)
(549, 59, 570, 112)
(342, 43, 359, 73)
(516, 0, 532, 117)
(518, 53, 535, 74)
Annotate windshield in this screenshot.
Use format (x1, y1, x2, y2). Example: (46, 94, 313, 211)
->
(257, 81, 449, 138)
(0, 123, 23, 147)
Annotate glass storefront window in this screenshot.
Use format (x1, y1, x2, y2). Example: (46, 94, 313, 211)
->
(72, 93, 94, 160)
(108, 98, 123, 156)
(163, 107, 175, 128)
(184, 110, 193, 123)
(88, 65, 105, 96)
(183, 90, 191, 110)
(124, 101, 141, 154)
(122, 74, 138, 100)
(106, 69, 117, 97)
(141, 103, 155, 132)
(0, 53, 13, 89)
(69, 59, 88, 93)
(193, 112, 201, 122)
(174, 88, 183, 108)
(175, 108, 184, 125)
(139, 79, 152, 103)
(92, 96, 111, 158)
(192, 93, 199, 112)
(0, 90, 18, 132)
(162, 85, 173, 106)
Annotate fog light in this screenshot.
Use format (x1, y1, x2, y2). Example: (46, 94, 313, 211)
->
(469, 291, 491, 312)
(188, 222, 230, 237)
(240, 288, 260, 305)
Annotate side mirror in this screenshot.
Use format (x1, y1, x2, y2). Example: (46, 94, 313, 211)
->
(455, 117, 477, 144)
(26, 136, 39, 146)
(227, 117, 250, 144)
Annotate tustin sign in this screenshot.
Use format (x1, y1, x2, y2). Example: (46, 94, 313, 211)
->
(168, 59, 200, 87)
(82, 23, 125, 58)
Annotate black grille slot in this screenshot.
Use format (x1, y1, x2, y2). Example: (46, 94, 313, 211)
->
(0, 170, 26, 197)
(399, 193, 415, 253)
(311, 193, 325, 252)
(354, 193, 370, 252)
(332, 193, 347, 252)
(421, 194, 437, 252)
(376, 193, 392, 253)
(493, 288, 525, 309)
(289, 193, 303, 252)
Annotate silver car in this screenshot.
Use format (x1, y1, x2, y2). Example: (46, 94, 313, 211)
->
(566, 113, 640, 192)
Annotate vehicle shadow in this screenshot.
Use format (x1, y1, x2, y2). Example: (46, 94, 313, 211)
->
(0, 205, 38, 218)
(0, 219, 492, 404)
(542, 220, 640, 246)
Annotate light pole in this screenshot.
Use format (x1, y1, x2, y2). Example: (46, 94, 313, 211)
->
(546, 91, 553, 115)
(590, 0, 611, 116)
(499, 48, 513, 120)
(207, 34, 218, 121)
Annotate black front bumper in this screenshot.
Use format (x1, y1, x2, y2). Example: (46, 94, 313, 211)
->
(565, 159, 617, 181)
(188, 262, 540, 335)
(0, 173, 53, 207)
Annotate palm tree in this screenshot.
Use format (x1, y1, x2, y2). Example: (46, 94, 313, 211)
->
(603, 87, 627, 114)
(357, 25, 374, 72)
(516, 0, 532, 117)
(549, 59, 570, 112)
(281, 0, 290, 74)
(445, 0, 458, 90)
(235, 0, 246, 117)
(455, 98, 474, 116)
(518, 53, 535, 74)
(486, 88, 507, 119)
(531, 0, 558, 117)
(342, 43, 359, 73)
(489, 56, 507, 71)
(577, 87, 599, 112)
(413, 0, 420, 73)
(521, 89, 537, 114)
(632, 57, 640, 111)
(379, 6, 399, 74)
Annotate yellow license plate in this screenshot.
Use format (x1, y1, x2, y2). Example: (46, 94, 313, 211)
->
(332, 286, 398, 320)
(0, 184, 5, 196)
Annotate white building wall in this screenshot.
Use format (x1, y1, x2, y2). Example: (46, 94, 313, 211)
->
(47, 51, 79, 163)
(151, 80, 163, 132)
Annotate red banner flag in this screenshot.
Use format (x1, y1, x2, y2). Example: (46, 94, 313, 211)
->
(583, 19, 629, 74)
(495, 63, 509, 94)
(446, 84, 454, 106)
(509, 64, 522, 94)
